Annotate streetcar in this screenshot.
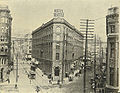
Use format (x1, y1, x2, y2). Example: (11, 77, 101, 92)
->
(28, 60, 37, 79)
(28, 70, 36, 79)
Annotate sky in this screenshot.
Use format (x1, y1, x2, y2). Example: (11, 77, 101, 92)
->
(0, 0, 119, 41)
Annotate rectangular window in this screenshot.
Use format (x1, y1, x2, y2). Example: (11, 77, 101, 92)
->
(56, 53, 59, 60)
(110, 25, 115, 33)
(110, 43, 115, 58)
(40, 51, 43, 57)
(29, 46, 31, 49)
(29, 50, 31, 53)
(1, 17, 4, 23)
(117, 68, 119, 86)
(56, 44, 60, 49)
(5, 18, 7, 23)
(54, 67, 60, 76)
(110, 67, 114, 86)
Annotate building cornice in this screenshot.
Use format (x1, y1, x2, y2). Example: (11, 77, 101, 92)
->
(32, 18, 83, 37)
(107, 33, 119, 38)
(106, 13, 119, 18)
(0, 8, 10, 13)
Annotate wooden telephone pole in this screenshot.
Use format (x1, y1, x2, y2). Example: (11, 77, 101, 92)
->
(94, 35, 96, 93)
(16, 53, 18, 83)
(80, 19, 94, 93)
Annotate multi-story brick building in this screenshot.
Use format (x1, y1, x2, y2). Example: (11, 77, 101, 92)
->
(32, 18, 83, 82)
(106, 7, 119, 93)
(0, 5, 12, 82)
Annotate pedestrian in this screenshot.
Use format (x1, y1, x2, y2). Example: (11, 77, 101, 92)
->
(57, 80, 60, 84)
(15, 84, 18, 89)
(49, 80, 51, 84)
(79, 69, 82, 77)
(30, 79, 31, 84)
(8, 78, 10, 83)
(59, 83, 62, 88)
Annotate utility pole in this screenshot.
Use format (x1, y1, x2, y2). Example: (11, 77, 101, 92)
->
(94, 35, 96, 93)
(99, 38, 102, 74)
(13, 41, 15, 72)
(80, 19, 94, 93)
(16, 53, 18, 83)
(101, 47, 104, 63)
(99, 38, 102, 62)
(65, 33, 68, 77)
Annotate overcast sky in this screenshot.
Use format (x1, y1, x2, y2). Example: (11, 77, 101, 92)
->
(0, 0, 119, 41)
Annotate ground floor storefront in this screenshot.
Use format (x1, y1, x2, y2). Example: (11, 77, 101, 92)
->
(105, 88, 118, 93)
(105, 85, 119, 93)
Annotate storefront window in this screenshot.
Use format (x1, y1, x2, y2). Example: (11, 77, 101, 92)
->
(110, 25, 115, 33)
(1, 17, 4, 23)
(56, 53, 59, 60)
(54, 67, 60, 76)
(56, 43, 60, 49)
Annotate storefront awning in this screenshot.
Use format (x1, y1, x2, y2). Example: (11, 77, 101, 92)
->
(105, 84, 119, 90)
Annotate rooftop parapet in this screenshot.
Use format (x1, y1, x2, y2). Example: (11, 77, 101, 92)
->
(0, 4, 10, 13)
(32, 18, 83, 37)
(108, 7, 119, 15)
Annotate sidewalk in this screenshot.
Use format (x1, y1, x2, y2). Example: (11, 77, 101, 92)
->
(0, 69, 19, 93)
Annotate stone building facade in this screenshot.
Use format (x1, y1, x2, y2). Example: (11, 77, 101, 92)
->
(106, 7, 119, 93)
(24, 34, 32, 60)
(32, 18, 83, 82)
(0, 5, 12, 82)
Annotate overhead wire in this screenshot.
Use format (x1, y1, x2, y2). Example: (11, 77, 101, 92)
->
(20, 59, 54, 92)
(19, 61, 44, 93)
(26, 61, 50, 84)
(94, 17, 106, 21)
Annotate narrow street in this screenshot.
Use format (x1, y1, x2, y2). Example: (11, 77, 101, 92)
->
(60, 68, 94, 93)
(18, 58, 54, 93)
(0, 58, 95, 93)
(62, 75, 84, 93)
(17, 60, 36, 93)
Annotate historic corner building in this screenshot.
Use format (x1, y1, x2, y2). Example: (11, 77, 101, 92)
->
(106, 7, 119, 93)
(0, 5, 12, 82)
(32, 18, 84, 82)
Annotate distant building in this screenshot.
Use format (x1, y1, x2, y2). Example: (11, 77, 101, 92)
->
(106, 7, 119, 93)
(0, 5, 12, 82)
(32, 18, 84, 82)
(23, 33, 32, 60)
(11, 36, 24, 60)
(11, 33, 32, 61)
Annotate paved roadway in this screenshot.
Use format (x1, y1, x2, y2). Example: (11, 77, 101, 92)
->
(0, 58, 94, 93)
(60, 68, 94, 93)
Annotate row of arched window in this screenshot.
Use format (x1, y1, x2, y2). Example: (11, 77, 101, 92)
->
(0, 36, 8, 42)
(0, 17, 10, 24)
(0, 46, 8, 52)
(0, 58, 8, 65)
(0, 26, 9, 42)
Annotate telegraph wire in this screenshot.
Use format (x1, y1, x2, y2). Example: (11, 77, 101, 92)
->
(25, 61, 50, 84)
(20, 60, 52, 91)
(94, 17, 106, 21)
(19, 61, 44, 93)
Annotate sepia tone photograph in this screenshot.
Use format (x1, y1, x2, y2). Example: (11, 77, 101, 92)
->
(0, 0, 119, 93)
